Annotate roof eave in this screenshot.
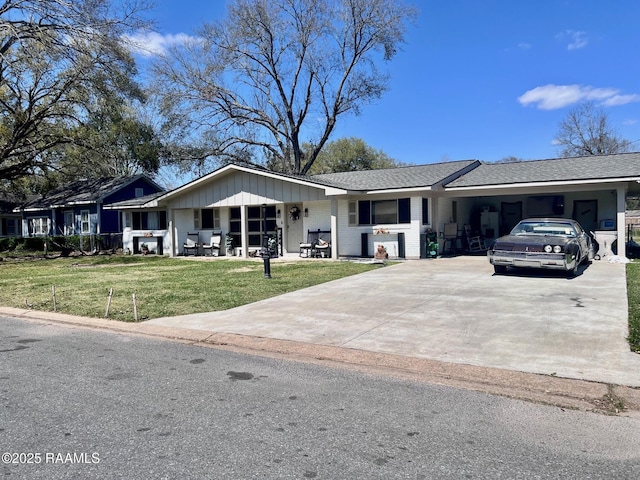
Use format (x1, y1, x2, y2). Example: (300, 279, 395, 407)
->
(365, 186, 433, 195)
(445, 176, 640, 191)
(103, 199, 160, 210)
(156, 164, 345, 202)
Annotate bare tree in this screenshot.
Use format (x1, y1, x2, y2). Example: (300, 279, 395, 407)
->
(0, 0, 152, 182)
(555, 101, 633, 157)
(153, 0, 416, 175)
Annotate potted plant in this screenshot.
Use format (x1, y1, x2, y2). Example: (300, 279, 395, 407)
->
(140, 243, 149, 255)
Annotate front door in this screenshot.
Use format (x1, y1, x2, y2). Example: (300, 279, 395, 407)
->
(285, 203, 303, 253)
(573, 200, 598, 232)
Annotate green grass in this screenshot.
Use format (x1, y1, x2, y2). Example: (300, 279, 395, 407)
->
(0, 255, 379, 322)
(626, 262, 640, 352)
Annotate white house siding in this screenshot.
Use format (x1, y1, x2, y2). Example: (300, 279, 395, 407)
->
(335, 195, 426, 259)
(167, 171, 326, 208)
(299, 200, 332, 232)
(122, 227, 169, 255)
(163, 171, 330, 256)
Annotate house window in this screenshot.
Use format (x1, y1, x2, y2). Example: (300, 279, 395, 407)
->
(135, 188, 144, 198)
(29, 217, 49, 236)
(2, 218, 17, 236)
(194, 208, 220, 229)
(422, 198, 429, 225)
(358, 199, 411, 225)
(398, 198, 410, 223)
(64, 210, 74, 235)
(229, 207, 242, 247)
(247, 205, 276, 247)
(201, 208, 220, 229)
(132, 211, 167, 230)
(123, 212, 132, 228)
(80, 210, 90, 234)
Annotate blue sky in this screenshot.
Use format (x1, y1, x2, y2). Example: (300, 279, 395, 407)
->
(131, 0, 640, 165)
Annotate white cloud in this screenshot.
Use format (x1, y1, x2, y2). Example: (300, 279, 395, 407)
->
(517, 42, 532, 50)
(601, 94, 640, 107)
(556, 30, 588, 51)
(518, 84, 640, 110)
(123, 31, 199, 57)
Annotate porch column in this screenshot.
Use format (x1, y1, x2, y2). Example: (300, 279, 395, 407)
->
(240, 206, 248, 257)
(50, 208, 56, 236)
(96, 203, 102, 234)
(617, 186, 626, 258)
(330, 198, 338, 259)
(168, 208, 176, 257)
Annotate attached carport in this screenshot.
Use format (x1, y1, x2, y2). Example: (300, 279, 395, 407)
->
(439, 153, 640, 258)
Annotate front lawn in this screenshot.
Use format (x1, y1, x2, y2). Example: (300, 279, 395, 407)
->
(0, 255, 379, 322)
(626, 262, 640, 352)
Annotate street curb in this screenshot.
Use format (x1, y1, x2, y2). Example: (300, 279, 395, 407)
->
(2, 306, 639, 417)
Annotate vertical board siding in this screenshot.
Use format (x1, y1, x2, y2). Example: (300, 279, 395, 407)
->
(166, 171, 327, 209)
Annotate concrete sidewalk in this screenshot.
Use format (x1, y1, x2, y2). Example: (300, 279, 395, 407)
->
(147, 256, 640, 387)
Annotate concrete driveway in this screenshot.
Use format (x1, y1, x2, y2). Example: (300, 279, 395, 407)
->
(148, 256, 640, 387)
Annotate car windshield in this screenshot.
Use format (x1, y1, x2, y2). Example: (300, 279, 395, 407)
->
(510, 221, 577, 237)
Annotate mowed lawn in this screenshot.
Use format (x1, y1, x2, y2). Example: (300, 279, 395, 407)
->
(0, 255, 379, 322)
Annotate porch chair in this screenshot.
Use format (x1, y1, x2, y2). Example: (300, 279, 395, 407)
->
(442, 223, 459, 255)
(312, 231, 331, 258)
(463, 225, 486, 253)
(183, 232, 200, 256)
(299, 230, 320, 257)
(202, 232, 222, 256)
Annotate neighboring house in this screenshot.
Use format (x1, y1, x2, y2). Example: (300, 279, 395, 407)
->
(0, 193, 23, 237)
(13, 175, 164, 238)
(109, 152, 640, 259)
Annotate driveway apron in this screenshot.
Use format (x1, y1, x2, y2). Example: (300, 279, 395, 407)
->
(147, 256, 640, 386)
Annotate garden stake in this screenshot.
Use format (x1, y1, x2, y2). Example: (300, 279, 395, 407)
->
(105, 288, 113, 318)
(132, 293, 138, 322)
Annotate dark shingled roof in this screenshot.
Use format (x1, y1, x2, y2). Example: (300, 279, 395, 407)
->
(310, 160, 479, 190)
(18, 176, 152, 210)
(0, 192, 23, 214)
(445, 152, 640, 188)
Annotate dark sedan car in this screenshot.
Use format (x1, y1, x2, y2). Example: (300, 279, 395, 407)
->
(487, 218, 594, 276)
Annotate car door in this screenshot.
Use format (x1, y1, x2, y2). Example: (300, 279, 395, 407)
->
(573, 222, 590, 260)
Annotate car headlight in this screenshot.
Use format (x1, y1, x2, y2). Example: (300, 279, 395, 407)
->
(553, 245, 562, 253)
(544, 245, 552, 253)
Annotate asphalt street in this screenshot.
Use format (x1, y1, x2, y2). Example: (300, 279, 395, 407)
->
(2, 317, 640, 479)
